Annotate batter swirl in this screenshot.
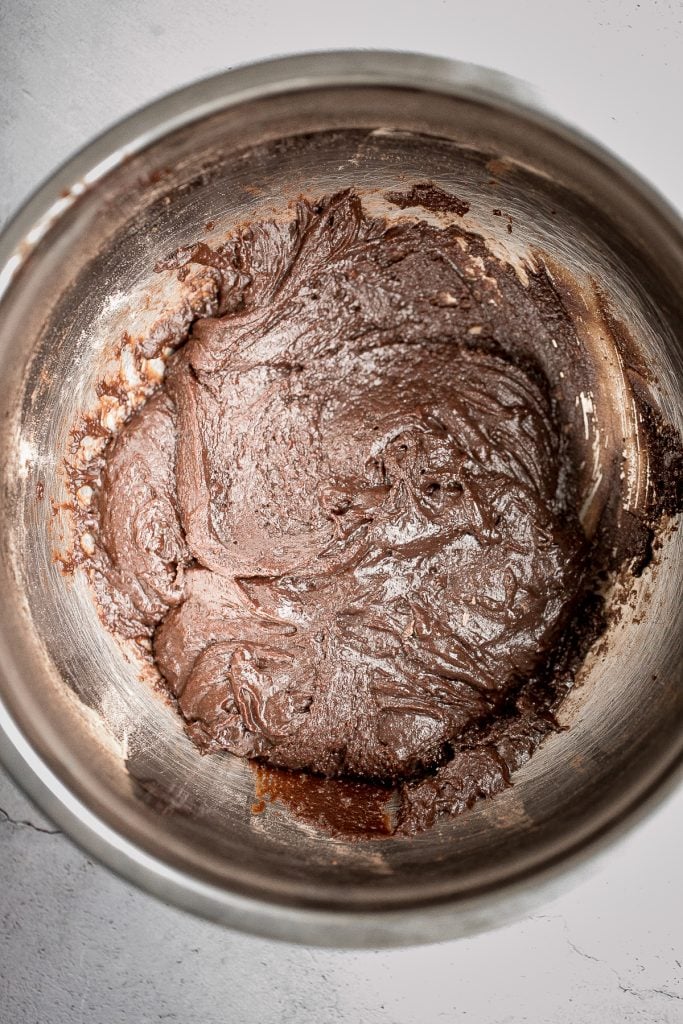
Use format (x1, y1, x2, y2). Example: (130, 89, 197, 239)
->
(93, 191, 595, 832)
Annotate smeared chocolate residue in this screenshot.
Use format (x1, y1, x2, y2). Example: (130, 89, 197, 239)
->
(385, 181, 470, 216)
(252, 763, 394, 837)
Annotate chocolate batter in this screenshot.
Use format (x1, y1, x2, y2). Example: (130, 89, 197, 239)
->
(89, 190, 609, 834)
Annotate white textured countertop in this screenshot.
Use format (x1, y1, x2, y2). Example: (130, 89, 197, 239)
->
(1, 2, 681, 1021)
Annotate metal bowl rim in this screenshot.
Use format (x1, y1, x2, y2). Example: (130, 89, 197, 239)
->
(0, 49, 681, 947)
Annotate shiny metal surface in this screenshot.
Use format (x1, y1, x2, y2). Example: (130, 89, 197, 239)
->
(0, 51, 681, 947)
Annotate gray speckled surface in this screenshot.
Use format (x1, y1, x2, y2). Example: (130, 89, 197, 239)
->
(2, 769, 683, 1022)
(1, 2, 682, 1021)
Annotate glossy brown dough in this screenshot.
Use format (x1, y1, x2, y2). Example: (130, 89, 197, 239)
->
(94, 190, 596, 833)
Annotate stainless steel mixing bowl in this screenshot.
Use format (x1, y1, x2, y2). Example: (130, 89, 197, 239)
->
(0, 52, 681, 947)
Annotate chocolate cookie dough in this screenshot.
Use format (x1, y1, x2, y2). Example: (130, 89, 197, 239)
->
(89, 190, 607, 833)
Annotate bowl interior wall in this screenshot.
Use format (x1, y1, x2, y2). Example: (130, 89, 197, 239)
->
(0, 84, 681, 915)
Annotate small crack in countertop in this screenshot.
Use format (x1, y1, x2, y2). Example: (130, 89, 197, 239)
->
(0, 806, 61, 836)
